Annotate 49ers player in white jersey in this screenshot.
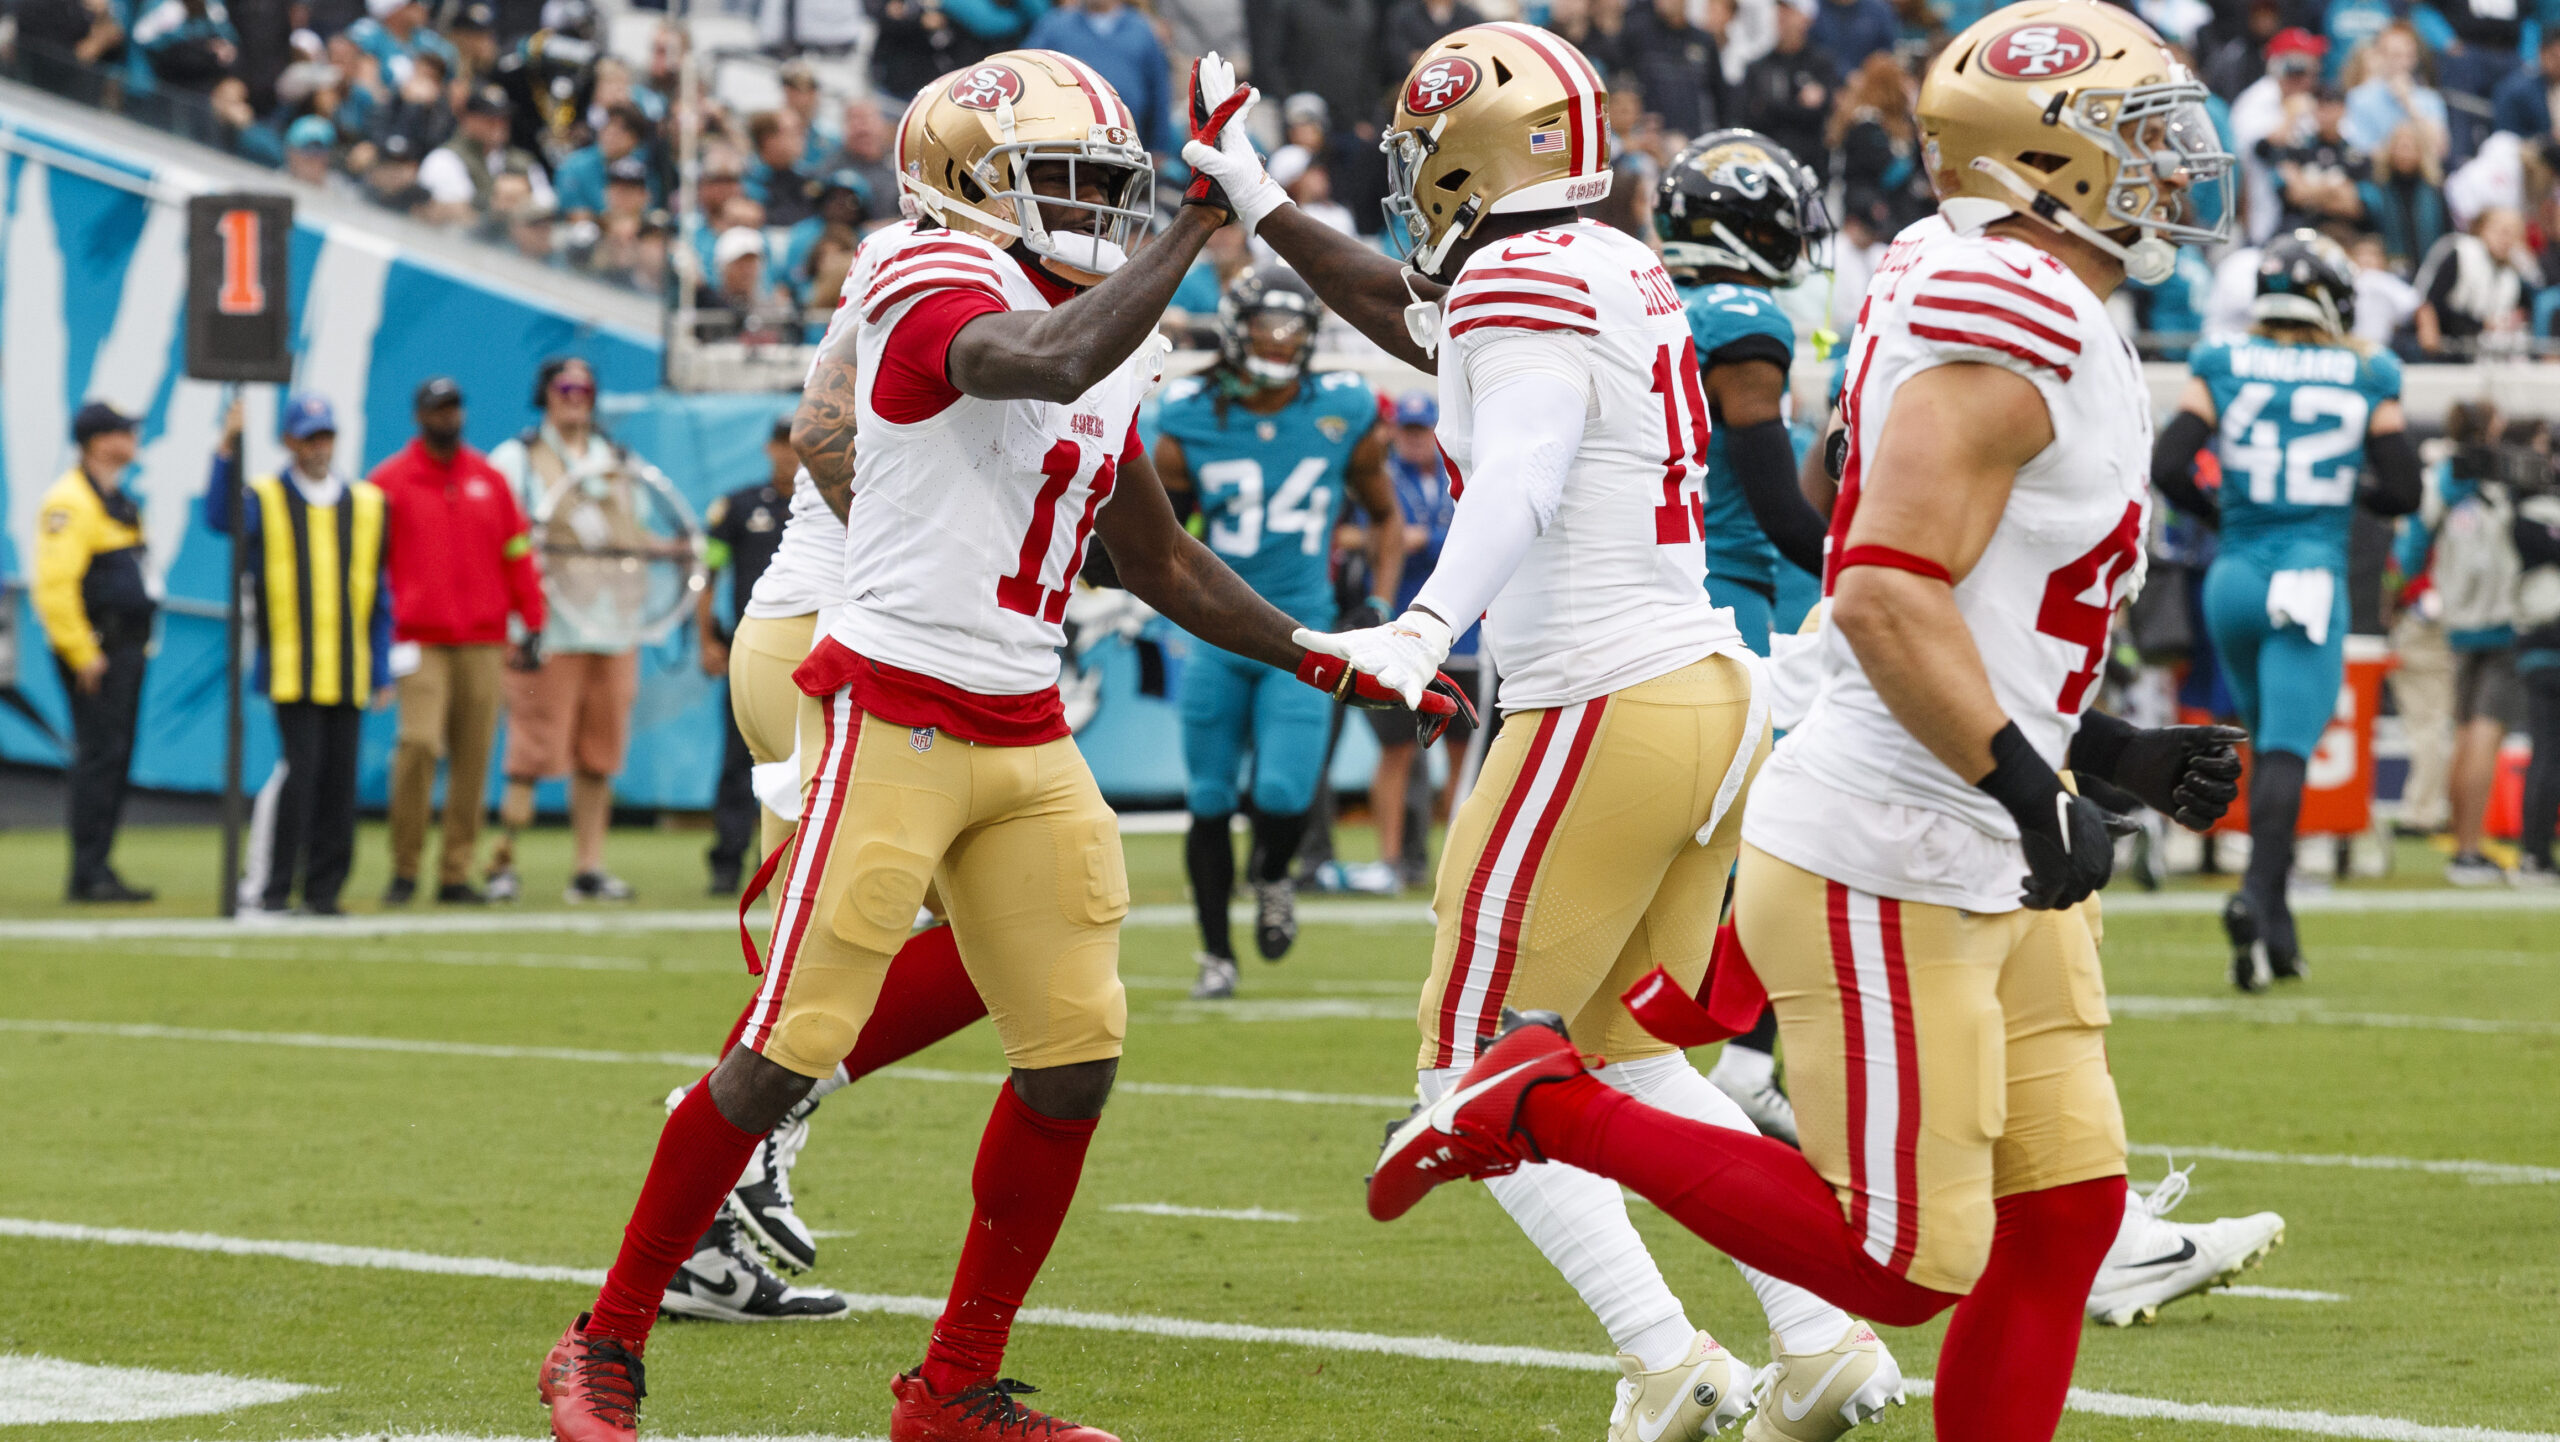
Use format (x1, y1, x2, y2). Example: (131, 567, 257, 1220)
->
(1184, 28, 1904, 1442)
(1341, 7, 2254, 1442)
(542, 53, 1458, 1442)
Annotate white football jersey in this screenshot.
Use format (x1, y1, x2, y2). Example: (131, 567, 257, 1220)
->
(824, 225, 1156, 697)
(747, 228, 893, 622)
(1744, 217, 2151, 913)
(1434, 220, 1741, 711)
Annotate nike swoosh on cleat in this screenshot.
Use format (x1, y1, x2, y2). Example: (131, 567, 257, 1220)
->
(685, 1266, 756, 1309)
(1424, 1058, 1545, 1133)
(1782, 1353, 1859, 1423)
(2128, 1238, 2199, 1269)
(1633, 1358, 1721, 1442)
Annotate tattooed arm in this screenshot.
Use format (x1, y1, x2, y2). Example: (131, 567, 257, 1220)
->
(790, 324, 858, 522)
(1095, 438, 1304, 671)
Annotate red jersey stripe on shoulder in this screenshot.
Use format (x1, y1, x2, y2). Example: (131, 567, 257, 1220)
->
(1445, 289, 1600, 320)
(895, 237, 1009, 262)
(1910, 294, 2080, 353)
(1448, 313, 1599, 338)
(1456, 265, 1591, 292)
(865, 255, 1006, 302)
(865, 278, 1005, 324)
(1928, 268, 2076, 319)
(1907, 323, 2075, 381)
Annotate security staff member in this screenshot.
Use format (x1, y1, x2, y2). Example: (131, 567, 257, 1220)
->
(205, 394, 395, 916)
(695, 416, 794, 895)
(36, 402, 158, 903)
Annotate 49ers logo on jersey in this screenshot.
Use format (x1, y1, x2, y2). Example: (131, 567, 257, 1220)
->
(1978, 23, 2098, 80)
(1404, 56, 1480, 115)
(949, 63, 1025, 111)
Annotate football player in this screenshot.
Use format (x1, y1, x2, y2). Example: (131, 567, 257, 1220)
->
(1657, 131, 1837, 1147)
(1351, 6, 2262, 1440)
(543, 51, 1452, 1442)
(1186, 29, 1906, 1442)
(2151, 229, 2420, 990)
(1156, 267, 1403, 999)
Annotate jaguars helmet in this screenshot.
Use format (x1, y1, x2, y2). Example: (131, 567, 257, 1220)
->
(1380, 23, 1612, 277)
(1656, 129, 1834, 283)
(2253, 228, 2357, 338)
(1217, 267, 1322, 389)
(1917, 0, 2231, 284)
(896, 51, 1154, 285)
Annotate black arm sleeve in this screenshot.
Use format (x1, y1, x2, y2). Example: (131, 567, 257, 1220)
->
(1729, 418, 1829, 575)
(2358, 429, 2423, 517)
(2150, 408, 2221, 529)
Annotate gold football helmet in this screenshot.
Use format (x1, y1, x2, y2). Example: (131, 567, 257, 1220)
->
(1380, 23, 1612, 277)
(1917, 0, 2230, 283)
(897, 50, 1154, 284)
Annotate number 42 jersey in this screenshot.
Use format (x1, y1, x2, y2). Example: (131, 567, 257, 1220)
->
(1744, 221, 2152, 913)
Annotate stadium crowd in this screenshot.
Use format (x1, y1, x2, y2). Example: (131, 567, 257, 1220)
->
(12, 0, 2560, 352)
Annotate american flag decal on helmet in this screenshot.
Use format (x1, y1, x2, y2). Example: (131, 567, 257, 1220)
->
(1529, 127, 1567, 155)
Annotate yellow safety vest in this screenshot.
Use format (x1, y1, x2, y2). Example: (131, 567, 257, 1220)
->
(250, 475, 387, 707)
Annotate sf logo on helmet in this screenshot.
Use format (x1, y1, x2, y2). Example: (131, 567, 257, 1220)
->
(1980, 23, 2099, 80)
(949, 63, 1025, 111)
(1405, 56, 1481, 115)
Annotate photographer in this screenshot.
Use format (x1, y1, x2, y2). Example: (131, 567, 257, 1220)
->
(2430, 425, 2537, 884)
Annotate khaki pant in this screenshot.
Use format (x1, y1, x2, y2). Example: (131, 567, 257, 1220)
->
(730, 612, 817, 860)
(1415, 653, 1766, 1071)
(2390, 612, 2454, 831)
(1734, 845, 2127, 1295)
(390, 644, 505, 886)
(741, 693, 1128, 1078)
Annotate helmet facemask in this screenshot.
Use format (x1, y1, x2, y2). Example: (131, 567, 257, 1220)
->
(1966, 71, 2230, 284)
(1218, 273, 1321, 389)
(1381, 118, 1474, 278)
(987, 127, 1154, 280)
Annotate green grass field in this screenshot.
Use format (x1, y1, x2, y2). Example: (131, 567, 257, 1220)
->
(1, 822, 2555, 1441)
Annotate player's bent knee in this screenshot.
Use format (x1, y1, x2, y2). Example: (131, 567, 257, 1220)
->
(1912, 1198, 2000, 1296)
(1011, 1056, 1118, 1120)
(708, 1046, 820, 1132)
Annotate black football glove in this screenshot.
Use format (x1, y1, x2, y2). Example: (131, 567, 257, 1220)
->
(1978, 721, 2129, 910)
(2071, 713, 2247, 830)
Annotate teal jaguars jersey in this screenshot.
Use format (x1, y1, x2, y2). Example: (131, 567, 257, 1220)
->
(1157, 369, 1378, 628)
(1678, 280, 1798, 597)
(2192, 336, 2402, 571)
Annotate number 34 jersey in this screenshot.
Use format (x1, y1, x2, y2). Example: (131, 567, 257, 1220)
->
(1154, 369, 1376, 630)
(1745, 221, 2152, 913)
(1434, 220, 1742, 711)
(828, 224, 1156, 698)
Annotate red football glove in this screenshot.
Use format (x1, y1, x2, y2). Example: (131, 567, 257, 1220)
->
(1184, 58, 1255, 211)
(1296, 651, 1478, 748)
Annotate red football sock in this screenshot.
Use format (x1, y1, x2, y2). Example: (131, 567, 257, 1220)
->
(1521, 1073, 1958, 1326)
(585, 1080, 765, 1344)
(918, 1083, 1099, 1395)
(1931, 1176, 2125, 1442)
(714, 925, 984, 1069)
(844, 925, 986, 1080)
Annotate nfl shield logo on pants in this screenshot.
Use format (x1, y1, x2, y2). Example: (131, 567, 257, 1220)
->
(910, 727, 936, 752)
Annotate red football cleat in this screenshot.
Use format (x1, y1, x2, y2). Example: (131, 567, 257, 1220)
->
(888, 1369, 1121, 1442)
(539, 1313, 647, 1442)
(1367, 1008, 1587, 1221)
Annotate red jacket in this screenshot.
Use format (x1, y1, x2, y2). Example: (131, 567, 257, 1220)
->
(372, 438, 546, 645)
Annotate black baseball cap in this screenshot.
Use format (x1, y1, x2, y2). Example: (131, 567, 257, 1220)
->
(415, 376, 464, 409)
(606, 154, 650, 185)
(770, 416, 794, 442)
(72, 401, 137, 444)
(450, 0, 496, 28)
(464, 84, 510, 118)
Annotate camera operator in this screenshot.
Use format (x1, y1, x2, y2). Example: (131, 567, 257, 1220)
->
(2432, 428, 2537, 884)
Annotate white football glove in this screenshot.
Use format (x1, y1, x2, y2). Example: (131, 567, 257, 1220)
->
(1293, 610, 1453, 711)
(1183, 51, 1287, 236)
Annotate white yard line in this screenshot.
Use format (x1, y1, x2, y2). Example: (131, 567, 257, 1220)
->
(0, 1219, 2540, 1442)
(2220, 1286, 2350, 1303)
(2107, 995, 2560, 1036)
(0, 1354, 321, 1424)
(1106, 1204, 1303, 1222)
(0, 886, 2540, 947)
(7, 1017, 2549, 1181)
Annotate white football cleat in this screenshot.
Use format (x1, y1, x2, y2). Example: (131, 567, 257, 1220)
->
(2086, 1167, 2286, 1327)
(1608, 1331, 1753, 1442)
(1741, 1321, 1905, 1442)
(1706, 1048, 1800, 1147)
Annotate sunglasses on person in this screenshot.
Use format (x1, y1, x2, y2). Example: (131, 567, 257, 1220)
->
(552, 381, 596, 398)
